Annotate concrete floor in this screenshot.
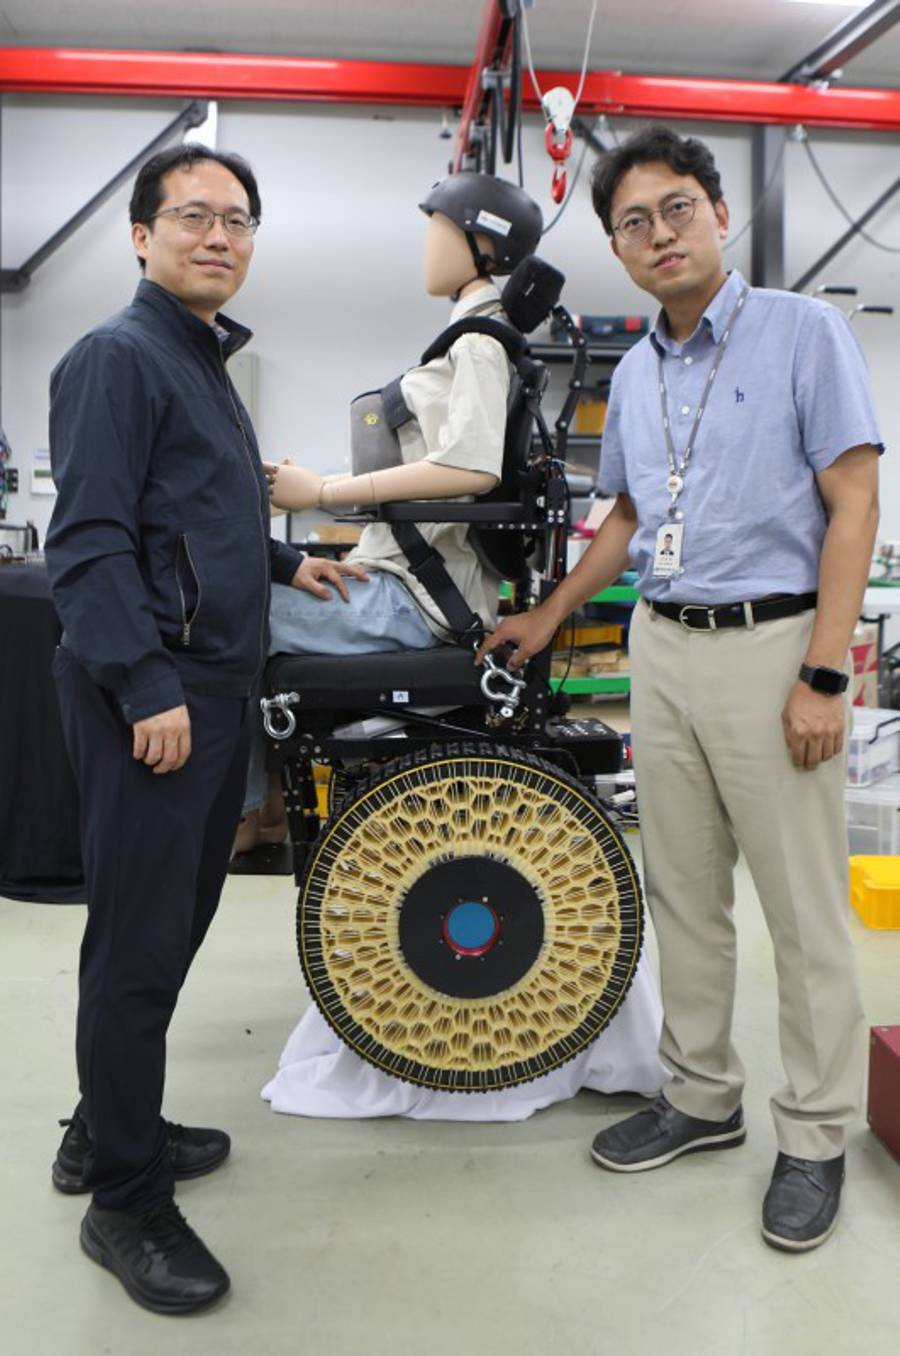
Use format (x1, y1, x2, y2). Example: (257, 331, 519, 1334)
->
(2, 844, 900, 1356)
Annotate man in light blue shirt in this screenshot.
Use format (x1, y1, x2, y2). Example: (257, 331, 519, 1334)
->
(480, 126, 882, 1253)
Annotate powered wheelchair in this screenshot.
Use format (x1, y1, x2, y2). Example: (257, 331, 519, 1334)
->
(258, 256, 644, 1094)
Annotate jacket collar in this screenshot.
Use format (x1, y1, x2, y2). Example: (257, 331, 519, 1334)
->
(132, 279, 253, 358)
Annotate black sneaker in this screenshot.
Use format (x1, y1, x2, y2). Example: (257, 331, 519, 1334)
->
(761, 1152, 845, 1252)
(591, 1095, 746, 1172)
(80, 1199, 230, 1315)
(52, 1112, 231, 1195)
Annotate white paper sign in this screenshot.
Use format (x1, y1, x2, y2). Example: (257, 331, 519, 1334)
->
(32, 447, 55, 495)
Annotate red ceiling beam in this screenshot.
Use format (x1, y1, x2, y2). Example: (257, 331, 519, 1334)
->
(575, 70, 900, 132)
(0, 48, 469, 106)
(2, 48, 899, 132)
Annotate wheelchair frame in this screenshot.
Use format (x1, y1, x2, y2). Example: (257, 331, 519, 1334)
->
(260, 297, 627, 884)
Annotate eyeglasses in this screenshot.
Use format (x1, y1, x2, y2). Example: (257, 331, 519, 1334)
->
(613, 194, 707, 247)
(151, 205, 259, 238)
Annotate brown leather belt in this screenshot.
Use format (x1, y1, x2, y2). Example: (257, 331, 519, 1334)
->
(647, 591, 818, 632)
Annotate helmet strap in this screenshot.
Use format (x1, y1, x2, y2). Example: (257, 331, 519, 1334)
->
(449, 233, 495, 302)
(465, 230, 493, 279)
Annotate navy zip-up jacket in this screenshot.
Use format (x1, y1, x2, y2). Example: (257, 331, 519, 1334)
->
(45, 279, 304, 723)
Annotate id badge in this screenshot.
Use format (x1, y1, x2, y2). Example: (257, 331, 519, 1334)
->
(652, 521, 684, 578)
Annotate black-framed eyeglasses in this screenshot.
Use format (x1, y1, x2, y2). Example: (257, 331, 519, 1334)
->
(613, 194, 707, 247)
(151, 205, 259, 238)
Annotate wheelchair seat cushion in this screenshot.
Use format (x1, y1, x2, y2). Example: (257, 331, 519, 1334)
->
(265, 644, 487, 711)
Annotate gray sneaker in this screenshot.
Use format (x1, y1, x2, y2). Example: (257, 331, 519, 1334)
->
(591, 1095, 746, 1172)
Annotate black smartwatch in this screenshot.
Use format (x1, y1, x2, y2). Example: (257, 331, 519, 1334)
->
(798, 663, 849, 696)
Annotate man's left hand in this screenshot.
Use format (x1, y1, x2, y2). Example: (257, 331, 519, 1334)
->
(290, 555, 370, 602)
(781, 680, 846, 770)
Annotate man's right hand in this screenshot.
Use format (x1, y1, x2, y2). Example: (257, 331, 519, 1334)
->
(476, 607, 560, 672)
(132, 704, 191, 774)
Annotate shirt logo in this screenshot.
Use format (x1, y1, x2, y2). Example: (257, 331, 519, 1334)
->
(735, 388, 745, 404)
(363, 412, 380, 425)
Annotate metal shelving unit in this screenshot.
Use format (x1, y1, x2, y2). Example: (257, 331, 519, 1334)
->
(557, 584, 639, 696)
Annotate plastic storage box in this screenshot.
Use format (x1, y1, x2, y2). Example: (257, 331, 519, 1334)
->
(846, 708, 900, 787)
(849, 855, 900, 929)
(845, 773, 900, 856)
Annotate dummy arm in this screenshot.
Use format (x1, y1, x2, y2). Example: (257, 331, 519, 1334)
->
(263, 460, 497, 512)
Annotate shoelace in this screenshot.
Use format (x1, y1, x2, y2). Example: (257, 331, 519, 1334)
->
(137, 1200, 200, 1258)
(772, 1159, 829, 1194)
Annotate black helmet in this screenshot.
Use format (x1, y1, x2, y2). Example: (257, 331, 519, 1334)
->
(419, 172, 543, 277)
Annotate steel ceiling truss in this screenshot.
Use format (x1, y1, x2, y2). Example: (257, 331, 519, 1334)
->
(2, 48, 900, 132)
(781, 0, 900, 83)
(1, 100, 209, 293)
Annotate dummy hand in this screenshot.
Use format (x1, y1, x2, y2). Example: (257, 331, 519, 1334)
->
(290, 556, 370, 602)
(268, 457, 294, 518)
(263, 462, 324, 511)
(476, 607, 559, 672)
(781, 680, 846, 770)
(132, 704, 191, 775)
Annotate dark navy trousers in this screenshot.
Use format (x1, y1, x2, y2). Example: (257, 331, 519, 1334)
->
(53, 645, 249, 1212)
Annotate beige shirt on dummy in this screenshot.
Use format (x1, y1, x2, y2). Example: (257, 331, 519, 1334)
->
(347, 284, 511, 639)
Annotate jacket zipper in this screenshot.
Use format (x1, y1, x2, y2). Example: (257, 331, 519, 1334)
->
(176, 533, 203, 646)
(219, 353, 269, 673)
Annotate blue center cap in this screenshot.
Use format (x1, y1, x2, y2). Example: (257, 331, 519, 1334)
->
(443, 901, 501, 957)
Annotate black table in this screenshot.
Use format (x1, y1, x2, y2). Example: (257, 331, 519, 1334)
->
(0, 562, 84, 901)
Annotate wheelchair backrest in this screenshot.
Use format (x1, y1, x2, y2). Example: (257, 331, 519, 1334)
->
(468, 256, 564, 584)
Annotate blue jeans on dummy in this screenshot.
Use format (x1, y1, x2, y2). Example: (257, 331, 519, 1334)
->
(244, 572, 441, 813)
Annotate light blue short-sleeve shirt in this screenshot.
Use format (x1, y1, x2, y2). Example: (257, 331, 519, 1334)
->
(598, 268, 884, 604)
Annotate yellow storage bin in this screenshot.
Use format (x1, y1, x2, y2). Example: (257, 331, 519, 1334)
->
(849, 855, 900, 930)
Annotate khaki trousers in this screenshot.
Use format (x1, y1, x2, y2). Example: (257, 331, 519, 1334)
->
(629, 601, 864, 1160)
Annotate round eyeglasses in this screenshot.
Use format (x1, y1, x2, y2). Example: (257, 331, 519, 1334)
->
(151, 205, 259, 238)
(613, 194, 706, 247)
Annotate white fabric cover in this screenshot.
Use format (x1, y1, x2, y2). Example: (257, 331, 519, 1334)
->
(262, 949, 665, 1122)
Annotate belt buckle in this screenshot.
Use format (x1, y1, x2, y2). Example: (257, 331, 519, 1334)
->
(678, 604, 716, 632)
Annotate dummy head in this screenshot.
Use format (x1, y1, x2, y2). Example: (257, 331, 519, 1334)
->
(423, 212, 495, 297)
(419, 172, 543, 299)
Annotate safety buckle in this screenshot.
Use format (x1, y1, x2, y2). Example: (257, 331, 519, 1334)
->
(260, 691, 301, 740)
(479, 651, 528, 720)
(678, 605, 717, 632)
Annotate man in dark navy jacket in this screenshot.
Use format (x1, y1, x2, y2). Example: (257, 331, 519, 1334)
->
(45, 144, 359, 1315)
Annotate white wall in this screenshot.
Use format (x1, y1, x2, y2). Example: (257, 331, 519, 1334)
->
(2, 96, 898, 550)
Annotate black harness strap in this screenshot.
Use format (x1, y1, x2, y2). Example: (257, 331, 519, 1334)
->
(419, 316, 529, 372)
(391, 520, 485, 640)
(381, 376, 415, 431)
(390, 316, 536, 642)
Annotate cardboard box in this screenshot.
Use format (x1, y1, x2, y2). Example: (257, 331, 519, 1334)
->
(851, 622, 878, 707)
(868, 1025, 900, 1161)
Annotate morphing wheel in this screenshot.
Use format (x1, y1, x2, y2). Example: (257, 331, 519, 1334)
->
(298, 742, 642, 1091)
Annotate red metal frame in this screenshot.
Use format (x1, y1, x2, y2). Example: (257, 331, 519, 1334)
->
(454, 2, 508, 170)
(2, 48, 899, 131)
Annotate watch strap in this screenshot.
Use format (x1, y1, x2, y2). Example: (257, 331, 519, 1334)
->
(798, 663, 849, 695)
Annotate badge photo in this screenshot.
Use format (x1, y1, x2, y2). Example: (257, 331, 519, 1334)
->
(653, 521, 684, 578)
